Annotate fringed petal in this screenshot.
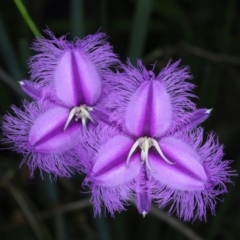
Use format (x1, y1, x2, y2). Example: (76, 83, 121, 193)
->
(19, 80, 43, 100)
(54, 49, 101, 107)
(29, 29, 119, 106)
(81, 124, 139, 216)
(106, 60, 195, 134)
(85, 182, 134, 216)
(150, 136, 208, 191)
(125, 81, 172, 137)
(2, 101, 81, 177)
(157, 59, 196, 128)
(90, 135, 141, 186)
(150, 128, 235, 221)
(172, 108, 212, 134)
(29, 107, 81, 153)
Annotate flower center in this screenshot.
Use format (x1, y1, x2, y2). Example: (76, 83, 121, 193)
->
(64, 104, 95, 131)
(126, 137, 175, 172)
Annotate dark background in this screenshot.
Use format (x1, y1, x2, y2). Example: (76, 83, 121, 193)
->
(0, 0, 240, 239)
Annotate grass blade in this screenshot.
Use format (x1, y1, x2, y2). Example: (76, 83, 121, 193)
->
(14, 0, 41, 37)
(0, 17, 23, 80)
(70, 0, 85, 38)
(128, 0, 153, 64)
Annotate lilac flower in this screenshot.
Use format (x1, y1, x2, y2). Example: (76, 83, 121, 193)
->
(107, 60, 196, 132)
(2, 101, 81, 177)
(26, 29, 119, 128)
(82, 60, 234, 221)
(2, 30, 119, 177)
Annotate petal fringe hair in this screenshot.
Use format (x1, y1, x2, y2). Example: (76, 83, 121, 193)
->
(152, 128, 235, 221)
(83, 180, 136, 216)
(28, 29, 119, 92)
(80, 124, 136, 215)
(106, 59, 196, 131)
(2, 101, 81, 178)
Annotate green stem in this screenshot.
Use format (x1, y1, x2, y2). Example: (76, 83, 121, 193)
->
(14, 0, 41, 37)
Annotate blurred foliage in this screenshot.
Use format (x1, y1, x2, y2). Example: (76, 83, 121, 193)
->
(0, 0, 240, 239)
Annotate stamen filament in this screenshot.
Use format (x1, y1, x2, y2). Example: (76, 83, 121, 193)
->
(145, 154, 157, 173)
(64, 107, 77, 131)
(151, 139, 175, 165)
(82, 117, 87, 127)
(80, 106, 95, 124)
(63, 105, 95, 131)
(126, 139, 140, 167)
(126, 137, 175, 172)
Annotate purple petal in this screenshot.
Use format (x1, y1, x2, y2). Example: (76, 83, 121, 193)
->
(54, 49, 101, 107)
(29, 30, 119, 108)
(91, 135, 141, 186)
(19, 80, 43, 100)
(156, 60, 196, 127)
(136, 191, 151, 217)
(29, 107, 81, 153)
(106, 60, 195, 135)
(125, 81, 172, 137)
(90, 106, 109, 124)
(150, 137, 208, 191)
(2, 101, 81, 177)
(152, 129, 235, 222)
(178, 108, 212, 132)
(136, 167, 152, 216)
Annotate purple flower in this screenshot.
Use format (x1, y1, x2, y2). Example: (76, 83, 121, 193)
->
(26, 29, 119, 128)
(2, 101, 81, 177)
(2, 30, 119, 177)
(107, 60, 196, 132)
(81, 60, 234, 221)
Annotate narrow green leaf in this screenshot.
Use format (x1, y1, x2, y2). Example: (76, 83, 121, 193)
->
(14, 0, 41, 37)
(7, 184, 46, 240)
(18, 38, 31, 73)
(70, 0, 85, 38)
(128, 0, 153, 64)
(43, 172, 59, 202)
(220, 0, 236, 52)
(152, 0, 193, 42)
(0, 67, 25, 101)
(0, 17, 23, 80)
(199, 64, 221, 109)
(94, 209, 111, 240)
(207, 160, 240, 240)
(112, 212, 131, 240)
(145, 215, 161, 240)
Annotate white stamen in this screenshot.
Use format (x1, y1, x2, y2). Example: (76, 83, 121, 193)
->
(64, 107, 77, 131)
(141, 138, 149, 161)
(126, 139, 140, 167)
(80, 106, 95, 124)
(63, 104, 95, 131)
(81, 117, 87, 127)
(141, 138, 157, 173)
(151, 139, 175, 165)
(145, 153, 157, 173)
(126, 137, 175, 172)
